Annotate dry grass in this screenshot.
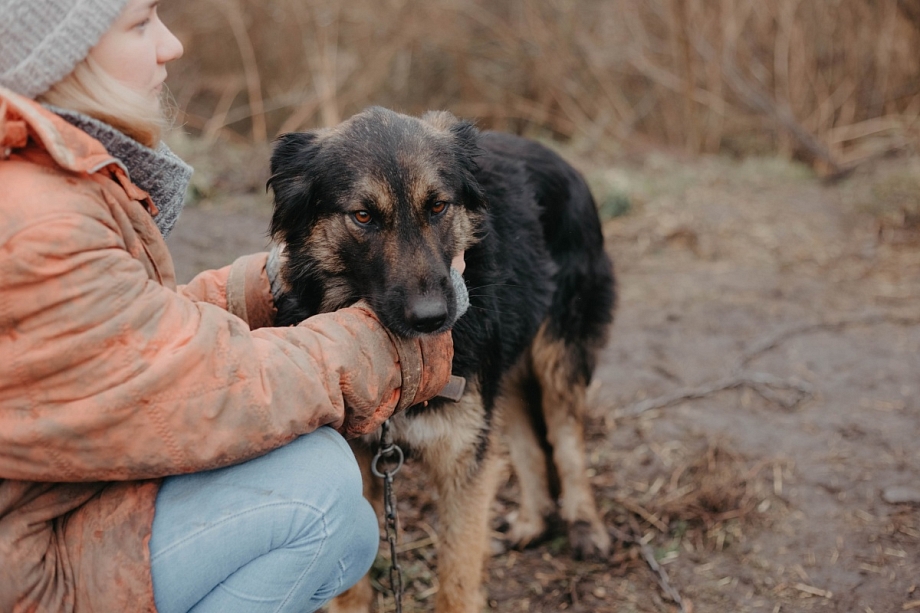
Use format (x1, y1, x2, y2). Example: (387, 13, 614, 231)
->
(161, 0, 920, 172)
(645, 444, 770, 548)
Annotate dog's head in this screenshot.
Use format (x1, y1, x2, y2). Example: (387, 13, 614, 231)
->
(268, 107, 487, 338)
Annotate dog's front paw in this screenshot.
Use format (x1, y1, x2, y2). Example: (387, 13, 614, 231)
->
(503, 510, 548, 549)
(568, 519, 612, 560)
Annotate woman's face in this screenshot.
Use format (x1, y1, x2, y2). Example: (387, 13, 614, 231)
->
(88, 0, 184, 101)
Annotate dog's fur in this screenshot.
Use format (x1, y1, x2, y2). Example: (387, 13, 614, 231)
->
(268, 107, 616, 613)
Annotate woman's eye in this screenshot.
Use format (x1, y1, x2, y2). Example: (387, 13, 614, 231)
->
(353, 210, 372, 225)
(430, 201, 449, 216)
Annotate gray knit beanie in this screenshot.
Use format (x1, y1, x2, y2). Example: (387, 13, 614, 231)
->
(0, 0, 129, 98)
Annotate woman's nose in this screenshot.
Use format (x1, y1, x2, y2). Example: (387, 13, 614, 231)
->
(157, 22, 184, 64)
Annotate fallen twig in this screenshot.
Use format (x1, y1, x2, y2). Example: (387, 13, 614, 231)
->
(612, 522, 691, 613)
(622, 310, 920, 417)
(738, 311, 920, 368)
(615, 498, 669, 532)
(793, 582, 833, 599)
(621, 372, 814, 417)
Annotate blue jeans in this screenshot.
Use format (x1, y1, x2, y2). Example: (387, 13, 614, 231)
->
(149, 427, 378, 613)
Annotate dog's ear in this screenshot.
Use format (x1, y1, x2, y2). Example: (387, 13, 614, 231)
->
(267, 131, 322, 241)
(449, 120, 488, 211)
(423, 111, 488, 211)
(421, 110, 460, 132)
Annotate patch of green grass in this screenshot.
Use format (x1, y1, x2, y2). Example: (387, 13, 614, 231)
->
(596, 190, 632, 219)
(586, 170, 634, 220)
(547, 534, 569, 556)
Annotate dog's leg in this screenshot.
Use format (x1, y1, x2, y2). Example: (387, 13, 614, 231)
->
(404, 390, 504, 613)
(328, 441, 381, 613)
(531, 325, 612, 559)
(500, 367, 555, 548)
(431, 438, 504, 613)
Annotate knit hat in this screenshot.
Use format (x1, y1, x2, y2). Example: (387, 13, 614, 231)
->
(0, 0, 129, 98)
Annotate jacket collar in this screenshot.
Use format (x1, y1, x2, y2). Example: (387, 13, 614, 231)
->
(0, 85, 153, 208)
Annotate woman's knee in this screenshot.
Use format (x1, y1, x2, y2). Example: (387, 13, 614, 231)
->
(277, 430, 377, 550)
(327, 492, 379, 595)
(150, 428, 380, 610)
(284, 430, 379, 598)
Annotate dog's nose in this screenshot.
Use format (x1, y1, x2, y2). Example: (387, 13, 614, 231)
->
(406, 295, 449, 334)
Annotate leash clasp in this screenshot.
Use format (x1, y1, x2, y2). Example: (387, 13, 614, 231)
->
(371, 419, 404, 478)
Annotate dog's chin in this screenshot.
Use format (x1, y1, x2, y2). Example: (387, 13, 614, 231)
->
(386, 321, 453, 340)
(374, 306, 455, 340)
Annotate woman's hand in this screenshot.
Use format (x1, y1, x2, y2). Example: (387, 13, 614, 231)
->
(451, 251, 465, 275)
(333, 305, 454, 439)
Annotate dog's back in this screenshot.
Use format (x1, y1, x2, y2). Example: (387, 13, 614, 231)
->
(479, 131, 615, 375)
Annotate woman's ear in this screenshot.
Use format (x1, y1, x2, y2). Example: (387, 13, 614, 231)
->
(267, 131, 322, 242)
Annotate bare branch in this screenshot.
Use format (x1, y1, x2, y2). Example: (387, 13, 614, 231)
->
(621, 310, 920, 418)
(621, 372, 814, 417)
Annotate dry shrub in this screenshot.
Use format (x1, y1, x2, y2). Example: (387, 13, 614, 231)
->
(653, 446, 757, 522)
(839, 156, 920, 243)
(161, 0, 920, 171)
(645, 443, 769, 551)
(870, 171, 920, 232)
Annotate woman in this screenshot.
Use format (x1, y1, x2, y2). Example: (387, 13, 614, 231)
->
(0, 1, 465, 611)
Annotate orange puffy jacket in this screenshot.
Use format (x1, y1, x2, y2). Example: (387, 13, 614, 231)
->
(0, 87, 452, 612)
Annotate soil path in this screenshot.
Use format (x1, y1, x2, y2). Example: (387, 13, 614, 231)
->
(166, 153, 920, 613)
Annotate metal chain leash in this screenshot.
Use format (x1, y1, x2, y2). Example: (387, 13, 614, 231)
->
(371, 419, 405, 613)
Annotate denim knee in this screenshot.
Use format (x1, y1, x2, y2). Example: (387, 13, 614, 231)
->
(289, 429, 379, 598)
(150, 428, 380, 612)
(236, 428, 378, 572)
(325, 489, 379, 597)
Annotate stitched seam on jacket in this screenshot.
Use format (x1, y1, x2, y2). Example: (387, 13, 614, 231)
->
(1, 211, 131, 482)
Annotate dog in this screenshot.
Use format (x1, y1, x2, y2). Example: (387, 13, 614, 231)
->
(268, 107, 616, 613)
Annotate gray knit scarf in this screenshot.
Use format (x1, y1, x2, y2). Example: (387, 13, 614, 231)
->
(45, 106, 192, 238)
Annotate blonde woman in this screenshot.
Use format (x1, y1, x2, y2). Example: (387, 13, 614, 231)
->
(0, 1, 465, 611)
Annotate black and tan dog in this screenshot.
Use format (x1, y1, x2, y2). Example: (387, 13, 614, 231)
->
(268, 107, 616, 613)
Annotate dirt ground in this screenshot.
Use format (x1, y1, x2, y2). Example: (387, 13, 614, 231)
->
(165, 141, 920, 613)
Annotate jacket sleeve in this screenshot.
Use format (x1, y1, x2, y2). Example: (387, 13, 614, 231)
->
(177, 252, 277, 330)
(0, 211, 450, 482)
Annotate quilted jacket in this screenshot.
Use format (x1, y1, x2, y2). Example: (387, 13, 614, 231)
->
(0, 86, 452, 612)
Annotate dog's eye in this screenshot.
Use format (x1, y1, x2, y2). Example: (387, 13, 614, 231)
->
(352, 210, 373, 225)
(430, 201, 450, 216)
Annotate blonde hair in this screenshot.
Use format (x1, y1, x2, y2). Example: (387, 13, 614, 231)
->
(38, 56, 168, 148)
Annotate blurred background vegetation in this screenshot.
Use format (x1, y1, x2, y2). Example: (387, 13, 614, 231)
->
(161, 0, 920, 177)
